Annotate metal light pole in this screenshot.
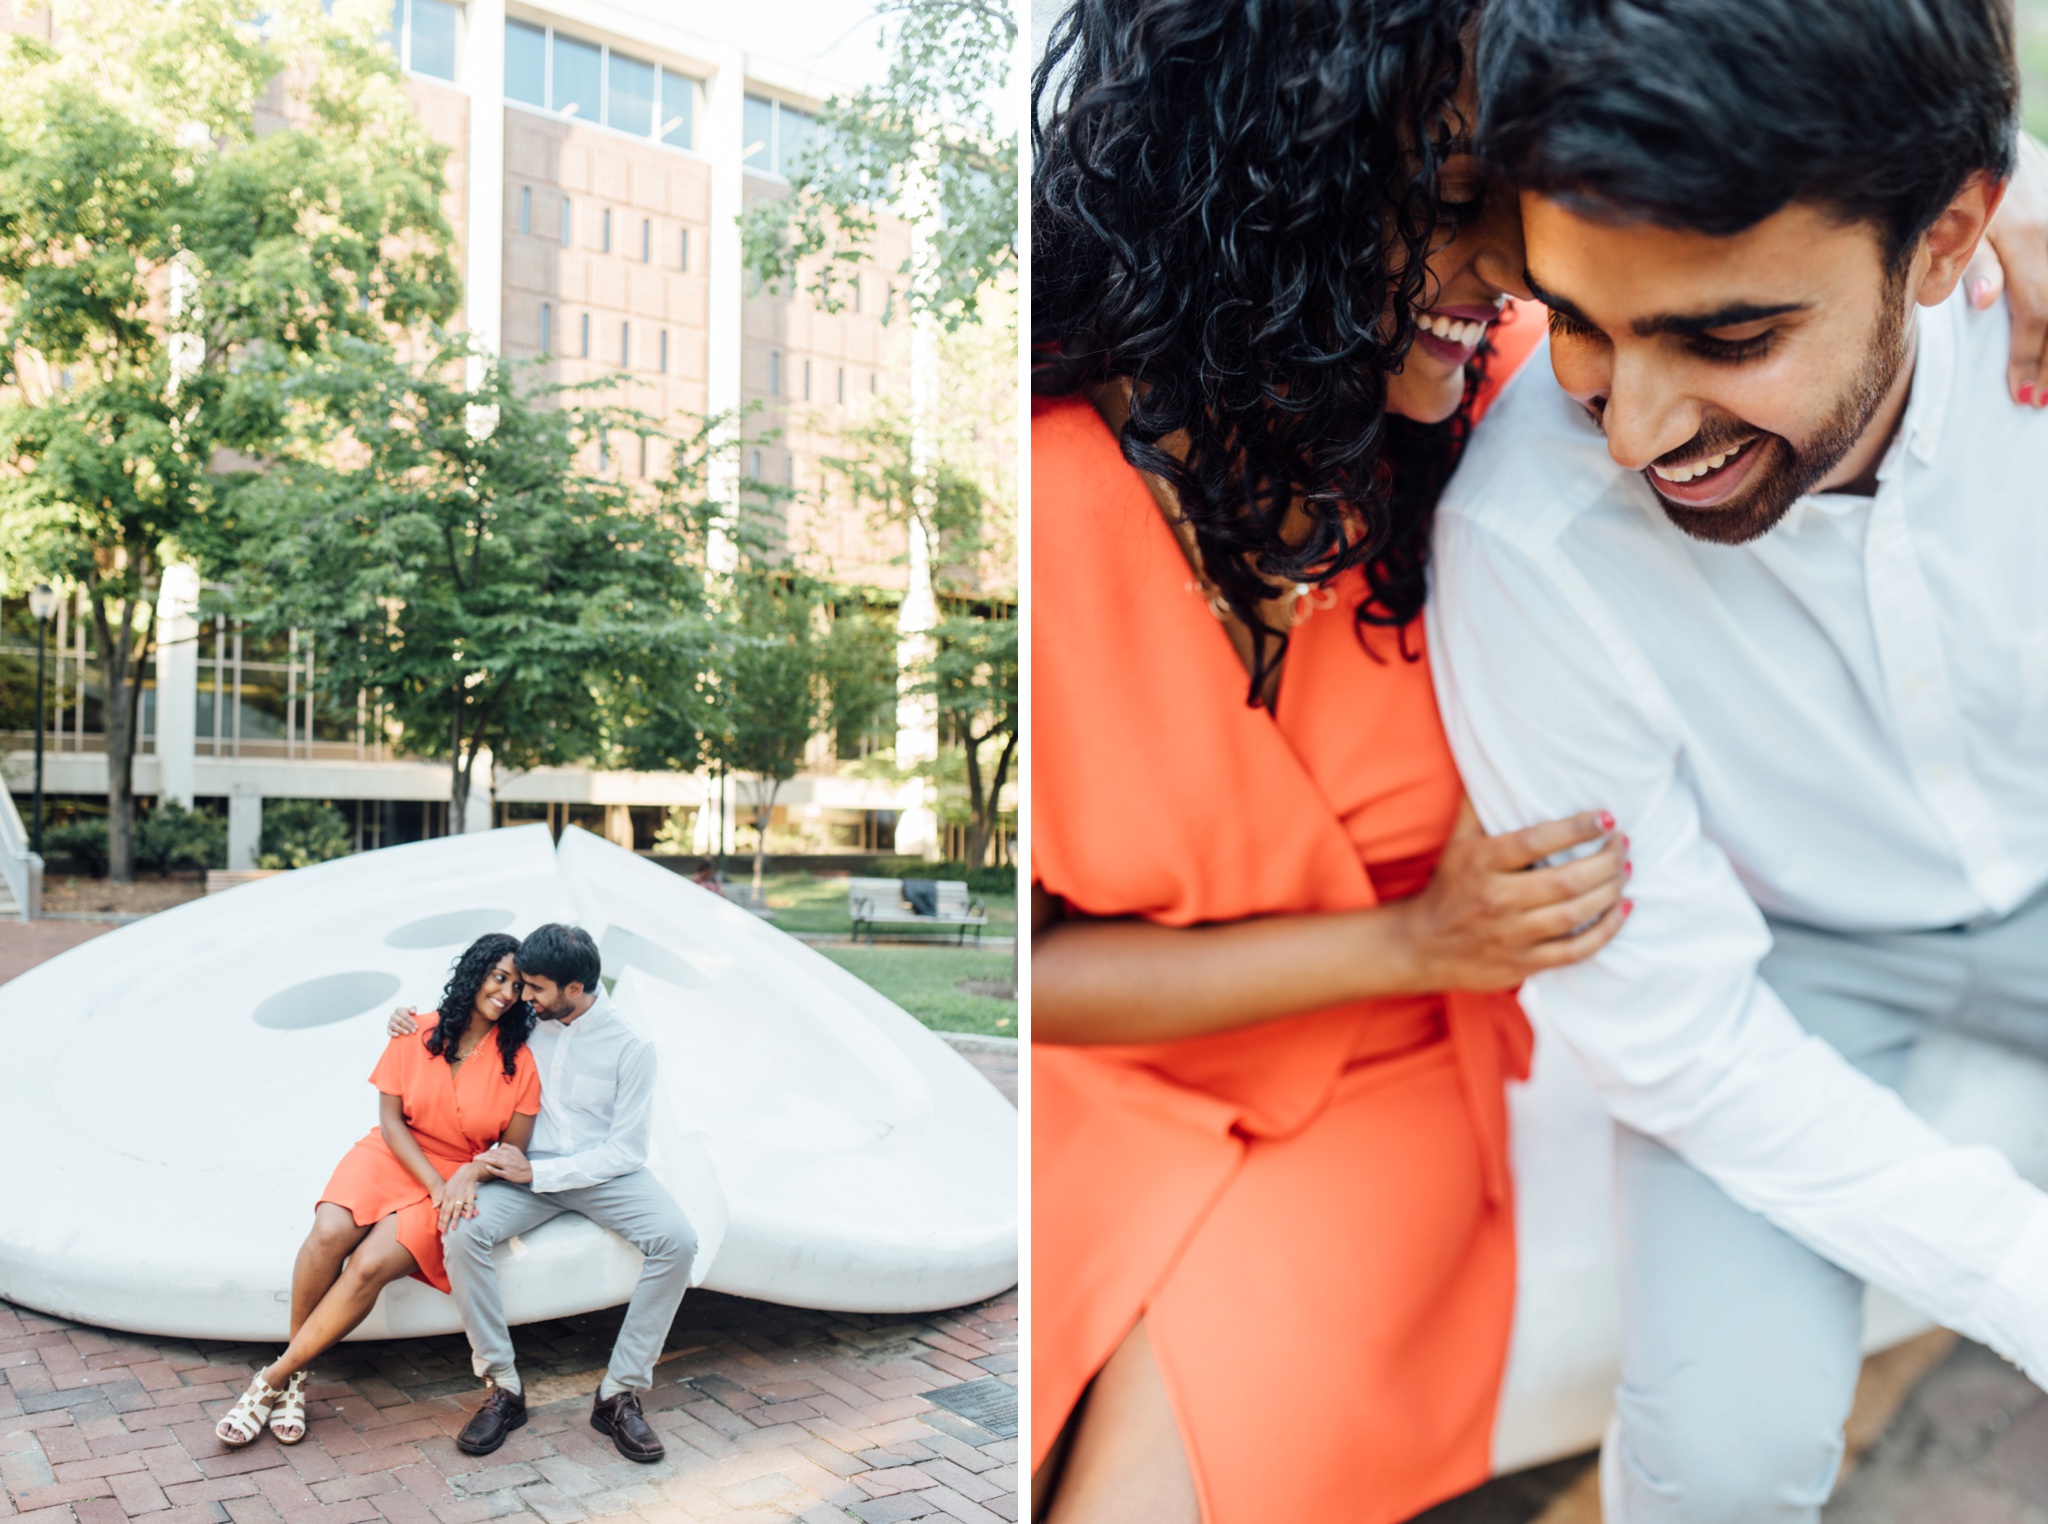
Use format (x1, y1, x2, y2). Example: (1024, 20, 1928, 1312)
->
(27, 583, 56, 857)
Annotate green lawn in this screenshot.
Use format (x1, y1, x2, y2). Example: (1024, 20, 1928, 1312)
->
(742, 871, 1018, 939)
(817, 945, 1018, 1037)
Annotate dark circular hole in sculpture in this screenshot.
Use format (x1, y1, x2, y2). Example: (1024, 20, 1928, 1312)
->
(383, 908, 516, 949)
(253, 971, 404, 1030)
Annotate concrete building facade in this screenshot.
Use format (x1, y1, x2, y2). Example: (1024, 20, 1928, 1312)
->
(0, 0, 984, 869)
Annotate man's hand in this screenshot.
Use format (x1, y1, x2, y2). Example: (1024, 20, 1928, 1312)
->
(1968, 132, 2048, 405)
(474, 1143, 534, 1184)
(387, 1007, 421, 1039)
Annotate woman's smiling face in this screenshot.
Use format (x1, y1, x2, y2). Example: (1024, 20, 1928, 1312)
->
(1384, 97, 1531, 425)
(473, 954, 520, 1024)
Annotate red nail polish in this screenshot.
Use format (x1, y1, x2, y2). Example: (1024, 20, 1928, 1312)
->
(1625, 862, 1634, 878)
(1599, 811, 1615, 831)
(2023, 383, 2038, 404)
(1622, 899, 1634, 916)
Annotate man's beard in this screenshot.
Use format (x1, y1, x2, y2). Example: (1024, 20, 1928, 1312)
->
(1655, 280, 1911, 546)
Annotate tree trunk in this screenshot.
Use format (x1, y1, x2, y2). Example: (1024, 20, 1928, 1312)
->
(750, 777, 784, 895)
(960, 725, 1016, 871)
(89, 564, 154, 885)
(448, 688, 467, 834)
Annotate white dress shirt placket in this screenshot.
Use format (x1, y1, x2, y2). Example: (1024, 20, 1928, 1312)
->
(1859, 323, 2027, 915)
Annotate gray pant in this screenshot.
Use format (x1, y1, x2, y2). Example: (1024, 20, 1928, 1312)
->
(445, 1170, 698, 1392)
(1607, 885, 2048, 1524)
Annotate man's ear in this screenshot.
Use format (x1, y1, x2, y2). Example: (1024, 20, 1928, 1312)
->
(1917, 171, 2007, 307)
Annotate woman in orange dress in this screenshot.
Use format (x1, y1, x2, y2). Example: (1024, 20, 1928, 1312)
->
(1028, 4, 1630, 1520)
(214, 933, 541, 1448)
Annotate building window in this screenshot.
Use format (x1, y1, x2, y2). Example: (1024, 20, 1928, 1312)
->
(551, 32, 601, 120)
(580, 312, 590, 358)
(750, 448, 762, 480)
(560, 196, 572, 247)
(661, 72, 694, 149)
(389, 0, 457, 83)
(598, 433, 609, 471)
(742, 94, 816, 177)
(852, 276, 861, 314)
(837, 366, 845, 404)
(659, 330, 669, 373)
(518, 186, 530, 236)
(620, 320, 630, 367)
(870, 371, 877, 394)
(785, 453, 795, 487)
(768, 351, 780, 396)
(505, 20, 703, 152)
(641, 218, 651, 264)
(505, 18, 545, 105)
(803, 359, 812, 401)
(679, 228, 689, 272)
(602, 208, 612, 253)
(606, 51, 655, 137)
(540, 302, 552, 353)
(638, 436, 648, 477)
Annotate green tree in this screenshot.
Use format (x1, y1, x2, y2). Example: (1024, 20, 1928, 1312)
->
(926, 610, 1016, 871)
(739, 0, 1016, 329)
(0, 0, 456, 879)
(216, 347, 708, 830)
(257, 799, 351, 869)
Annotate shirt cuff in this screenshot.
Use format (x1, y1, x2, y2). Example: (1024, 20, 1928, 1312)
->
(1968, 1197, 2048, 1387)
(527, 1158, 565, 1195)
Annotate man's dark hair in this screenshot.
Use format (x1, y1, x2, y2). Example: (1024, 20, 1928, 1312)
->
(1477, 0, 2017, 262)
(518, 923, 602, 995)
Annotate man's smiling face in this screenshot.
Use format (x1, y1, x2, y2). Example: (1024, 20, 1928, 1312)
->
(1525, 195, 1916, 544)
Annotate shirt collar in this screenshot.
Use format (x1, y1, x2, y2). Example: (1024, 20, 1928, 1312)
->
(556, 984, 612, 1033)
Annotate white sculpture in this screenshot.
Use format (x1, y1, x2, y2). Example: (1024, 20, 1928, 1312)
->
(0, 825, 1017, 1342)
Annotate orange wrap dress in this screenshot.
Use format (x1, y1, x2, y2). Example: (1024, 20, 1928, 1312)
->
(319, 1028, 542, 1293)
(1031, 319, 1544, 1524)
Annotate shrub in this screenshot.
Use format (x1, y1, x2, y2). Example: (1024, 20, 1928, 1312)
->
(258, 800, 353, 870)
(42, 817, 108, 875)
(138, 800, 226, 876)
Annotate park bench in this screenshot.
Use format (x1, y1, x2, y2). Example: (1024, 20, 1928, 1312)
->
(847, 876, 987, 945)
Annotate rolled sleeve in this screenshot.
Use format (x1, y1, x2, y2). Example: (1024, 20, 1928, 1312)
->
(1428, 512, 2048, 1371)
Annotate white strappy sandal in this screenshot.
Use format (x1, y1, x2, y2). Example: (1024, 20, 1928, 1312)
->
(215, 1372, 285, 1447)
(269, 1369, 310, 1445)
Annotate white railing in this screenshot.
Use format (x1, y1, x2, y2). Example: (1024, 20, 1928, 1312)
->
(0, 783, 43, 921)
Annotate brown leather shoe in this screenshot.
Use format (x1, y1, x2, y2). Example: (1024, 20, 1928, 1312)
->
(590, 1389, 663, 1463)
(456, 1383, 527, 1456)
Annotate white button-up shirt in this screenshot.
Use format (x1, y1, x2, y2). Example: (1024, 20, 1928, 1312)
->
(524, 986, 659, 1196)
(1428, 290, 2048, 1381)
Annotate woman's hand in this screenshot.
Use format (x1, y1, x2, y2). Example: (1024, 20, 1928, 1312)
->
(1389, 801, 1629, 993)
(1966, 132, 2048, 405)
(436, 1165, 482, 1233)
(387, 1007, 421, 1039)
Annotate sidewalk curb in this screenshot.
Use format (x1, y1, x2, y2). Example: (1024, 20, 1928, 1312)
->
(937, 1032, 1018, 1055)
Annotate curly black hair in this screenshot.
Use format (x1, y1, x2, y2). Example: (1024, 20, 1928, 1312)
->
(1033, 0, 1487, 701)
(424, 933, 535, 1080)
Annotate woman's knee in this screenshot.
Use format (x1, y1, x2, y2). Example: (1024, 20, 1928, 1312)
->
(307, 1206, 364, 1256)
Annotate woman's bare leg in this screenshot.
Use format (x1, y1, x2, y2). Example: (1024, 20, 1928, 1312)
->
(291, 1206, 371, 1337)
(1041, 1319, 1200, 1524)
(260, 1216, 418, 1387)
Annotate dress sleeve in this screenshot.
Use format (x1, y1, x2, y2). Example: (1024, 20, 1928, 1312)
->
(511, 1049, 542, 1116)
(368, 1033, 415, 1097)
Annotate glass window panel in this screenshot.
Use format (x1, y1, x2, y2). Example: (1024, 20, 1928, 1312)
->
(551, 34, 600, 120)
(0, 651, 35, 732)
(505, 19, 546, 105)
(312, 693, 356, 743)
(236, 667, 288, 742)
(776, 104, 815, 174)
(743, 94, 774, 169)
(606, 51, 654, 136)
(660, 71, 694, 148)
(408, 0, 456, 79)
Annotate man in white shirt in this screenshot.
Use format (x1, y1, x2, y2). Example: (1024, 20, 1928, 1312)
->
(393, 923, 695, 1464)
(1430, 0, 2048, 1518)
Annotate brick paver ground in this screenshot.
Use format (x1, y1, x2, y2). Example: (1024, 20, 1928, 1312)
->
(0, 1287, 1019, 1524)
(0, 918, 118, 986)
